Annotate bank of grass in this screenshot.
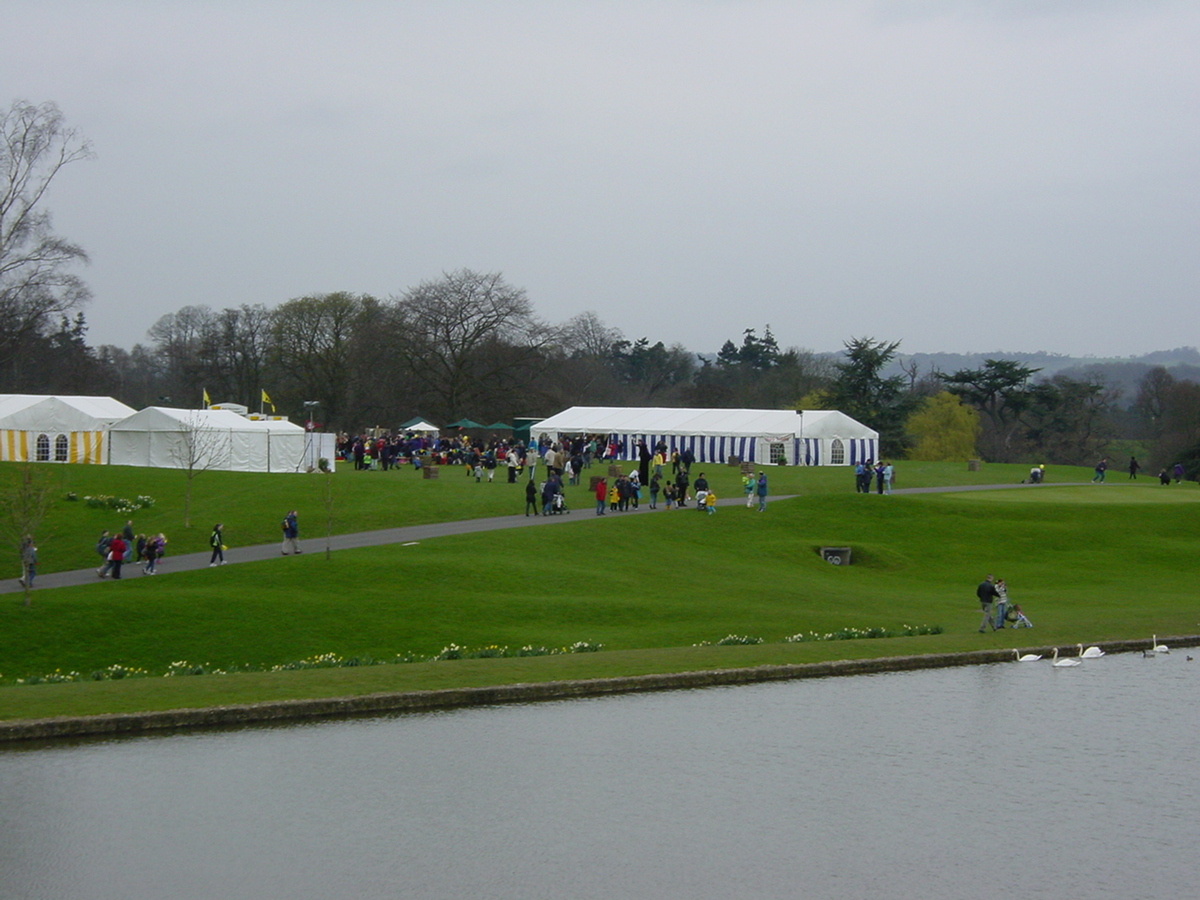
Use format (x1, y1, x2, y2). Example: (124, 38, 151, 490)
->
(2, 469, 1197, 723)
(3, 458, 1079, 574)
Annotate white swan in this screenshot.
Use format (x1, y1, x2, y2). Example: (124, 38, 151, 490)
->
(1078, 643, 1105, 659)
(1152, 634, 1170, 653)
(1013, 649, 1041, 662)
(1051, 647, 1081, 667)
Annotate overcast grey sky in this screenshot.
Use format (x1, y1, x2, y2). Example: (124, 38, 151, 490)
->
(4, 0, 1197, 358)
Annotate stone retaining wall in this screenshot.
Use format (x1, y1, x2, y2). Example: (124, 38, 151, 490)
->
(3, 637, 1196, 744)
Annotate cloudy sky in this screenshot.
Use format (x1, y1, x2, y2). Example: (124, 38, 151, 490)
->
(4, 0, 1197, 358)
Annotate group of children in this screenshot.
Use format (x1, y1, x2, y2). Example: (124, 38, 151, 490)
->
(95, 526, 168, 578)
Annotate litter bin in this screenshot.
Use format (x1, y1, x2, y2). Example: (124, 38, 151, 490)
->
(821, 547, 852, 566)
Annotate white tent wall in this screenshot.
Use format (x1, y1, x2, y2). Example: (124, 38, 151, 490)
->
(530, 407, 878, 466)
(299, 432, 338, 472)
(109, 408, 280, 472)
(263, 422, 308, 473)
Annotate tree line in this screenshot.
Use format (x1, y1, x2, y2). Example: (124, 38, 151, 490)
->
(3, 99, 1197, 475)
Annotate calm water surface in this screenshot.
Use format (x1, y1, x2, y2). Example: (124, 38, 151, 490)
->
(1, 652, 1196, 899)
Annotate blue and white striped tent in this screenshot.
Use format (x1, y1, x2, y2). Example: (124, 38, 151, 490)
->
(529, 407, 877, 466)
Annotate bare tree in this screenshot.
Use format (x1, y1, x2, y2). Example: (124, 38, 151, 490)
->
(169, 411, 230, 528)
(0, 464, 54, 606)
(0, 101, 94, 375)
(392, 270, 551, 422)
(268, 292, 377, 427)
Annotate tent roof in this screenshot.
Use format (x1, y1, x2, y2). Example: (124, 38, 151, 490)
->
(446, 418, 483, 429)
(401, 419, 440, 432)
(400, 416, 438, 430)
(530, 406, 877, 439)
(485, 421, 512, 430)
(110, 407, 266, 432)
(0, 394, 137, 431)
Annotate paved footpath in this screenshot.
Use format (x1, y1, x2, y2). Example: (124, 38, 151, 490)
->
(7, 481, 1084, 595)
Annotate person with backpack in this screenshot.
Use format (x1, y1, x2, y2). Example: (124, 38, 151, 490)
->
(281, 510, 301, 555)
(209, 524, 226, 566)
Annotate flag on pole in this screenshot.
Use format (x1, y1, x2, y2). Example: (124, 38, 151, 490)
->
(261, 389, 275, 413)
(202, 388, 211, 408)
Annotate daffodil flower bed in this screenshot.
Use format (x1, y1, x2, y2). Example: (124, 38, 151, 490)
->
(10, 641, 607, 685)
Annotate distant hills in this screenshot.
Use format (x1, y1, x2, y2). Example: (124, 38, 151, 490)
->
(884, 347, 1200, 404)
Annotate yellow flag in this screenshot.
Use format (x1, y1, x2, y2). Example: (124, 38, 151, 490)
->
(202, 388, 211, 408)
(261, 389, 275, 413)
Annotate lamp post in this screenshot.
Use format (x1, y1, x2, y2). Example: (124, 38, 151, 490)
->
(798, 410, 804, 466)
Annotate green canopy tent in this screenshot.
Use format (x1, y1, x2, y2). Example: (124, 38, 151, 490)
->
(485, 421, 512, 431)
(446, 419, 484, 430)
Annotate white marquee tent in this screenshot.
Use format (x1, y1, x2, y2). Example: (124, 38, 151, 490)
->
(0, 394, 137, 464)
(108, 407, 309, 473)
(530, 406, 879, 466)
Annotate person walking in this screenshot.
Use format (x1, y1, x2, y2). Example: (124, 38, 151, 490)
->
(594, 477, 607, 516)
(281, 510, 302, 555)
(1091, 457, 1108, 483)
(674, 469, 690, 508)
(100, 533, 127, 579)
(743, 472, 756, 508)
(143, 533, 166, 574)
(209, 524, 226, 566)
(121, 519, 135, 563)
(1128, 456, 1140, 479)
(756, 471, 768, 511)
(525, 479, 539, 516)
(976, 575, 999, 632)
(18, 536, 36, 588)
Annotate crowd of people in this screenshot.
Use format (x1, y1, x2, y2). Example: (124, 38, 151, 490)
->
(854, 459, 895, 494)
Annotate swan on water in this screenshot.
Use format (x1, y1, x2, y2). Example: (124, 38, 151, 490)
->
(1078, 643, 1105, 659)
(1014, 649, 1041, 662)
(1051, 647, 1081, 667)
(1152, 635, 1169, 653)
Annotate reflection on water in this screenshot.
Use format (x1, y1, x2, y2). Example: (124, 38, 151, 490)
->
(1, 652, 1197, 899)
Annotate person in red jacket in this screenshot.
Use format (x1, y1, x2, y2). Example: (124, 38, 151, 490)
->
(98, 534, 127, 579)
(594, 477, 607, 516)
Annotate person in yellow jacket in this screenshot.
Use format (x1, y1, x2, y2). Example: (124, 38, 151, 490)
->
(704, 490, 717, 514)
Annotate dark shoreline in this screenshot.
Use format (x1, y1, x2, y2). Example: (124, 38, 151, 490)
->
(3, 636, 1196, 744)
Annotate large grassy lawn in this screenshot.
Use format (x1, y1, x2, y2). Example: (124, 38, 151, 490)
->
(2, 457, 1090, 574)
(2, 460, 1196, 722)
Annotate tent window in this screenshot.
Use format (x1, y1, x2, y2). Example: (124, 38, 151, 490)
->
(769, 442, 786, 465)
(55, 434, 69, 461)
(831, 439, 845, 465)
(36, 434, 51, 461)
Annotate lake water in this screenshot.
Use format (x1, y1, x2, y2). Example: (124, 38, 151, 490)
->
(1, 651, 1196, 899)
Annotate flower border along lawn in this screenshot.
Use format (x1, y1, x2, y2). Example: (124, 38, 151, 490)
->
(2, 467, 1198, 726)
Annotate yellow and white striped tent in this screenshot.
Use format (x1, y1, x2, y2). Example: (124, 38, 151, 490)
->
(0, 395, 137, 464)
